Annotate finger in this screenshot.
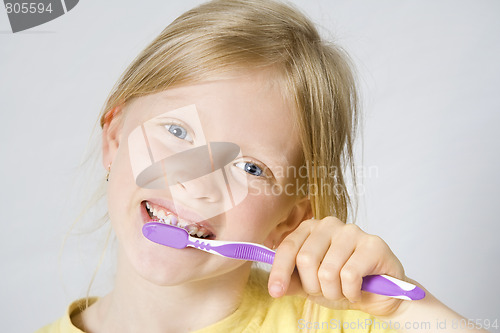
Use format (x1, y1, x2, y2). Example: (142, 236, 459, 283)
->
(268, 222, 312, 298)
(340, 234, 405, 303)
(339, 244, 377, 303)
(295, 225, 333, 296)
(317, 236, 356, 301)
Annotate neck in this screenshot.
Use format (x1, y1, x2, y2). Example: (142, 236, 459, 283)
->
(81, 247, 252, 333)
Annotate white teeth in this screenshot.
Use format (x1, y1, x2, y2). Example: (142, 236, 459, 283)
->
(188, 225, 199, 235)
(177, 219, 187, 228)
(156, 210, 168, 219)
(146, 201, 211, 238)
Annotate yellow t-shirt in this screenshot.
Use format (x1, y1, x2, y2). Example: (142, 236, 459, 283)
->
(36, 271, 397, 333)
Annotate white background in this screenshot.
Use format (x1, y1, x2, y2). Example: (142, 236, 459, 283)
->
(1, 1, 499, 332)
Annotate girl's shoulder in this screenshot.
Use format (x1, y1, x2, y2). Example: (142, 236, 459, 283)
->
(34, 298, 98, 333)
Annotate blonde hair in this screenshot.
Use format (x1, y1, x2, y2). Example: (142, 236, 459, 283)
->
(100, 0, 359, 222)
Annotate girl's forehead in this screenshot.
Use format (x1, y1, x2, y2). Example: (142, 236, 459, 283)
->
(126, 74, 296, 146)
(125, 69, 287, 119)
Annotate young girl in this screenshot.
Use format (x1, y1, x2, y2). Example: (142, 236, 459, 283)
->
(37, 0, 486, 332)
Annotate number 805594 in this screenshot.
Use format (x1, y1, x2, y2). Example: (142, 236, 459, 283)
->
(5, 2, 53, 14)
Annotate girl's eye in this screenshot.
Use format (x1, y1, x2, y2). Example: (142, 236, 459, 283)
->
(165, 124, 192, 142)
(235, 162, 264, 177)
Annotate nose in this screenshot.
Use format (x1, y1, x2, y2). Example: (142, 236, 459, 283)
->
(175, 175, 222, 202)
(165, 142, 242, 202)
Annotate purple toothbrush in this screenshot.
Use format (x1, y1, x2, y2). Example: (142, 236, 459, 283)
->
(142, 222, 425, 300)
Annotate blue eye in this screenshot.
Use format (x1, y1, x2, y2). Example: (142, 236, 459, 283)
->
(165, 124, 192, 142)
(235, 162, 263, 177)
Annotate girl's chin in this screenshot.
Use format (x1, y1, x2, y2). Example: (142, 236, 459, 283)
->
(137, 265, 200, 286)
(131, 250, 206, 285)
(128, 240, 248, 286)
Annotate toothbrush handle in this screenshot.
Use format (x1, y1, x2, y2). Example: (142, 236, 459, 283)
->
(211, 245, 424, 300)
(209, 242, 276, 265)
(361, 274, 425, 300)
(188, 239, 425, 300)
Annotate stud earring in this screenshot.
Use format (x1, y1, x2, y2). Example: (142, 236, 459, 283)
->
(106, 163, 111, 182)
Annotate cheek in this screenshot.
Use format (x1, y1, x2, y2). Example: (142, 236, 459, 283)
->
(229, 188, 294, 240)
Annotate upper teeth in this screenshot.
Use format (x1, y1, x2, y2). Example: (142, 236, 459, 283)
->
(146, 201, 210, 238)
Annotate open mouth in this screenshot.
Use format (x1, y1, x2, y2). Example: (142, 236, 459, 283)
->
(142, 200, 215, 239)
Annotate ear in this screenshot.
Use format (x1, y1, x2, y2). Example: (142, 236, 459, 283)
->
(265, 196, 313, 248)
(102, 106, 123, 169)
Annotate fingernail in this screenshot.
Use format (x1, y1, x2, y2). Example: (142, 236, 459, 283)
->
(269, 282, 283, 298)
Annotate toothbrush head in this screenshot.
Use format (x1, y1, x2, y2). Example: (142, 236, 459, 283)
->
(142, 222, 189, 249)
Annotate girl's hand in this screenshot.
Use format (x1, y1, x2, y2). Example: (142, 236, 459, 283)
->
(268, 216, 406, 316)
